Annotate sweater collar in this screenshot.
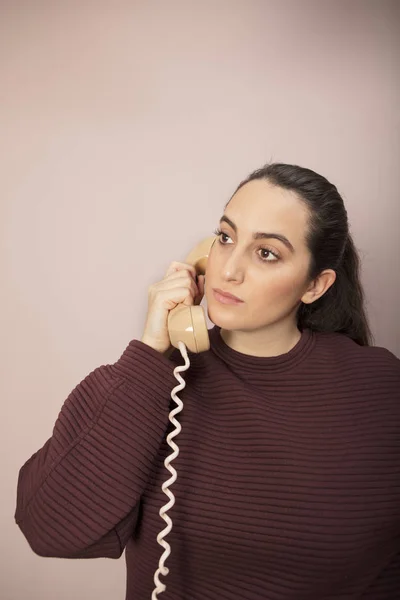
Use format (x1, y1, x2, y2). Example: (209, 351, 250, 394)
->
(208, 325, 316, 375)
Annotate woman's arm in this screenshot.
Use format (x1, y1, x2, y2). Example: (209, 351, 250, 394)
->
(14, 339, 179, 559)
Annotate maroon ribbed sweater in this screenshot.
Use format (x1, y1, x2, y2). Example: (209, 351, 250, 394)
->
(15, 326, 400, 599)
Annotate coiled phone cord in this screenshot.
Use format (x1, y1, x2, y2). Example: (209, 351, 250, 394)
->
(152, 340, 189, 599)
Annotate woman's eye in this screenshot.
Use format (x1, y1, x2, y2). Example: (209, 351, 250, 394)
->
(213, 228, 226, 241)
(259, 248, 279, 261)
(213, 228, 280, 262)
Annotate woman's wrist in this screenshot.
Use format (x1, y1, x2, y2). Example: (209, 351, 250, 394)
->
(140, 336, 172, 356)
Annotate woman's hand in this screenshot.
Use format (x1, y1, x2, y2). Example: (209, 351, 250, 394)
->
(141, 262, 205, 354)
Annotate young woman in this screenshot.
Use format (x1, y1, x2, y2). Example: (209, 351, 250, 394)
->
(15, 163, 400, 599)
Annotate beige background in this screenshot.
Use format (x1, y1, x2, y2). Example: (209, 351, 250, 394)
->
(2, 1, 399, 598)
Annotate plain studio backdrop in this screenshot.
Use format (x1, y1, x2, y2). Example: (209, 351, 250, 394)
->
(1, 1, 399, 598)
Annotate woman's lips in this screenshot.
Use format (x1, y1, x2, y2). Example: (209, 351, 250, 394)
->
(212, 288, 244, 305)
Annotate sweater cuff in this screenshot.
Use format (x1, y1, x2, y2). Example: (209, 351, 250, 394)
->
(110, 339, 183, 401)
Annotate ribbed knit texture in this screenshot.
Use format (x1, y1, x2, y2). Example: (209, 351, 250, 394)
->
(15, 326, 400, 599)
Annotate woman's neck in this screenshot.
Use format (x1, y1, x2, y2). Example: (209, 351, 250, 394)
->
(220, 321, 302, 358)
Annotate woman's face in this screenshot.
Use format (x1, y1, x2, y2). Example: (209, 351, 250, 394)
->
(205, 179, 314, 332)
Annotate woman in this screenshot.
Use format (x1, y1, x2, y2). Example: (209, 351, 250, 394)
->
(15, 163, 400, 599)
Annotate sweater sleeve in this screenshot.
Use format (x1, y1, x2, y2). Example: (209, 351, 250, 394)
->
(14, 339, 182, 559)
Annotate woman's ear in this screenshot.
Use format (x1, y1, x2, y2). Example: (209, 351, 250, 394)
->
(301, 269, 336, 304)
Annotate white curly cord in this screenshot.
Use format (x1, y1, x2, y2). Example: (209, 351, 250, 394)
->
(151, 340, 190, 599)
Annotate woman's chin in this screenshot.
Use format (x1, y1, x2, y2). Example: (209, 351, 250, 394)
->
(206, 304, 243, 328)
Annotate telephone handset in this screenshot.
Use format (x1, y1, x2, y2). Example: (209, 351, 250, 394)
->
(152, 235, 217, 599)
(167, 235, 217, 353)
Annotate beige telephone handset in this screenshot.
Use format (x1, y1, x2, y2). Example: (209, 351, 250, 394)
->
(167, 235, 217, 354)
(152, 235, 217, 599)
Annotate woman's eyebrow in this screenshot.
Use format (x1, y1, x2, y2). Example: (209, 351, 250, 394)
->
(219, 215, 295, 253)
